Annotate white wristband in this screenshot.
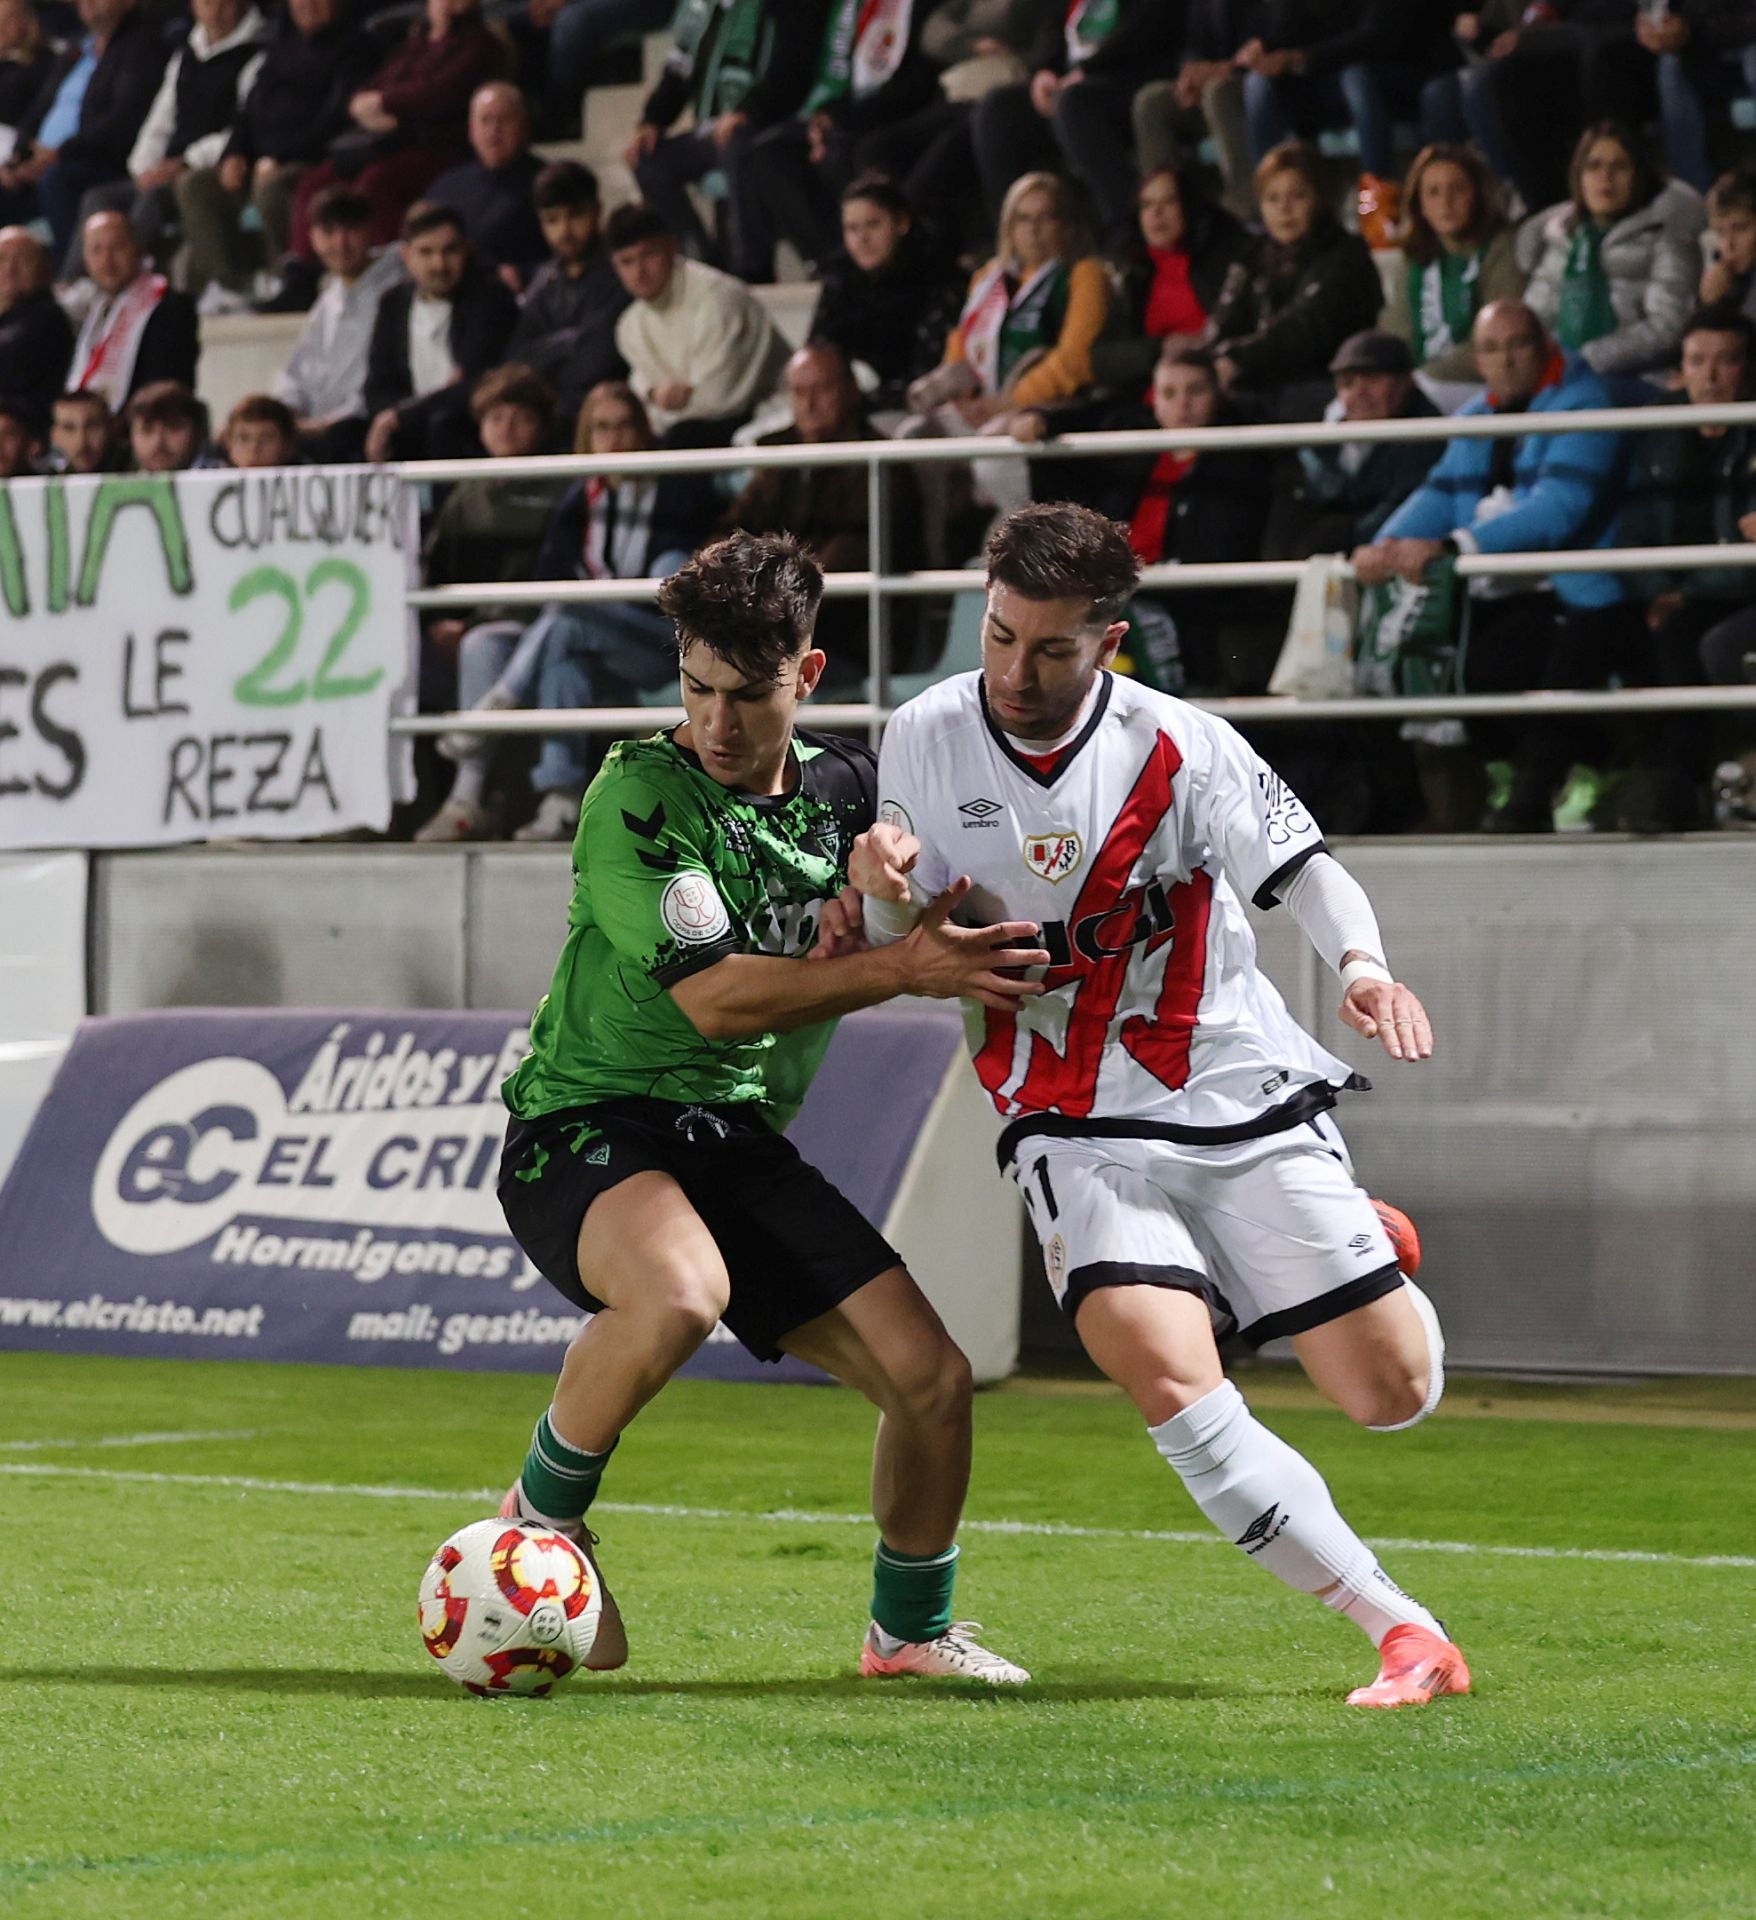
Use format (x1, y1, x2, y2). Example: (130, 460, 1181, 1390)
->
(1339, 956, 1394, 994)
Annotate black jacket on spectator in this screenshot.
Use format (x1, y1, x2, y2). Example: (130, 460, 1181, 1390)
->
(1209, 215, 1383, 393)
(1183, 0, 1266, 62)
(1025, 0, 1180, 83)
(1257, 0, 1460, 77)
(820, 4, 939, 139)
(16, 9, 168, 171)
(221, 12, 377, 166)
(534, 470, 720, 579)
(1676, 0, 1756, 49)
(809, 229, 962, 410)
(161, 21, 263, 159)
(0, 45, 52, 130)
(506, 248, 630, 425)
(364, 266, 519, 456)
(1100, 398, 1279, 690)
(1272, 385, 1444, 551)
(1622, 422, 1756, 601)
(1092, 199, 1253, 395)
(111, 288, 200, 398)
(0, 288, 74, 427)
(425, 152, 547, 279)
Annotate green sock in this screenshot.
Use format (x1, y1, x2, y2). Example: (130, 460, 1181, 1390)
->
(871, 1540, 959, 1643)
(517, 1410, 616, 1526)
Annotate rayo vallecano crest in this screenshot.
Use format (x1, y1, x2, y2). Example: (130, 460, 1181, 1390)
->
(1023, 831, 1082, 883)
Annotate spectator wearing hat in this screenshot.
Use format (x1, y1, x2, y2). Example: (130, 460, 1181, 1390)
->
(1266, 329, 1443, 560)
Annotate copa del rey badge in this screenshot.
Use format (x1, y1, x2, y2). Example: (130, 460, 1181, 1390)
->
(1023, 831, 1082, 883)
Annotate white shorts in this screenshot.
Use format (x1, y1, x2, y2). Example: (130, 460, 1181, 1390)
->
(1007, 1114, 1403, 1348)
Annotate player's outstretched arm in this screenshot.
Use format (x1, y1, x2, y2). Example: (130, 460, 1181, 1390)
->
(1338, 957, 1435, 1064)
(1278, 853, 1435, 1063)
(668, 879, 1049, 1041)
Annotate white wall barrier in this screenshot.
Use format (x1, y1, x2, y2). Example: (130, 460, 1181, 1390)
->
(0, 852, 87, 1190)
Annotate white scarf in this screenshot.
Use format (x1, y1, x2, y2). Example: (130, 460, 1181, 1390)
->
(72, 272, 168, 405)
(957, 259, 1060, 395)
(582, 478, 659, 580)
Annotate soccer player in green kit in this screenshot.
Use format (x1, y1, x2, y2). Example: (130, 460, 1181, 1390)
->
(496, 531, 1045, 1683)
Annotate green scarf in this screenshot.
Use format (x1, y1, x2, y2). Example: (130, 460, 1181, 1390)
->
(996, 262, 1069, 388)
(1408, 249, 1482, 363)
(667, 0, 772, 120)
(1554, 221, 1618, 351)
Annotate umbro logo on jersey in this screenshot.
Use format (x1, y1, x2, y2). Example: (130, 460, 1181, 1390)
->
(1348, 1233, 1376, 1255)
(958, 797, 1003, 827)
(1023, 831, 1082, 881)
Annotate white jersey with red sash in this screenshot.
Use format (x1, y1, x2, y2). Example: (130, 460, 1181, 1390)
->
(876, 669, 1358, 1147)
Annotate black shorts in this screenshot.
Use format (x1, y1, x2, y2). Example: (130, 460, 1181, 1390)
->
(497, 1097, 901, 1363)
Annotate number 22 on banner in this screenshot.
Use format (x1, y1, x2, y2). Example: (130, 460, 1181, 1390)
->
(229, 558, 385, 707)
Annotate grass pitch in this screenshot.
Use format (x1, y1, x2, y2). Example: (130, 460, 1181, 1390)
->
(1, 1354, 1752, 1920)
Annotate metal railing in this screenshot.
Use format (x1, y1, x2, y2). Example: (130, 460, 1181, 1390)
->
(395, 403, 1756, 746)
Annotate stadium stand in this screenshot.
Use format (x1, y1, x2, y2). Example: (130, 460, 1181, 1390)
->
(0, 2, 1754, 845)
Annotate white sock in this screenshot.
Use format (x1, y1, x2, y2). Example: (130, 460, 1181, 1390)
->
(1369, 1278, 1446, 1432)
(1150, 1380, 1443, 1648)
(448, 757, 486, 809)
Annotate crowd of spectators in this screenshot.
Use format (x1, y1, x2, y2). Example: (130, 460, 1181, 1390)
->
(2, 0, 1756, 836)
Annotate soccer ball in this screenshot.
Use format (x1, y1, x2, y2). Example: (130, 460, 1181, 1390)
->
(418, 1518, 602, 1696)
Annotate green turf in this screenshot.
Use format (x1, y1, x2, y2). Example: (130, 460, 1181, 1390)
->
(1, 1354, 1752, 1920)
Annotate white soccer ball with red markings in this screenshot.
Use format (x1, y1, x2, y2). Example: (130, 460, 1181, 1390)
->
(418, 1518, 602, 1696)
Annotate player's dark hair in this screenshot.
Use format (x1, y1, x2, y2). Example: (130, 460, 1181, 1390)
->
(984, 503, 1140, 626)
(658, 532, 824, 681)
(604, 202, 672, 254)
(534, 159, 599, 212)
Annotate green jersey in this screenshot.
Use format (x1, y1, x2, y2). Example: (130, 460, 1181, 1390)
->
(503, 728, 878, 1129)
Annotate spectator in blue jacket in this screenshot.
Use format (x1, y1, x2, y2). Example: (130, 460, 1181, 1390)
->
(1354, 298, 1629, 830)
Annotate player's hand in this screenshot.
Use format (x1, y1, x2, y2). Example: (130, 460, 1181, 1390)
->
(901, 878, 1048, 1010)
(1341, 978, 1433, 1062)
(809, 887, 868, 960)
(848, 821, 918, 903)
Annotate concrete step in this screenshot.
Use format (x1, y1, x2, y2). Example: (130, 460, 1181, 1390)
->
(196, 281, 820, 422)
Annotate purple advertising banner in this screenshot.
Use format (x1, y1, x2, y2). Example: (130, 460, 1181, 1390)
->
(0, 1007, 958, 1380)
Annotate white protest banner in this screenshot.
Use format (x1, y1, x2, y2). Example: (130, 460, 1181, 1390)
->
(0, 466, 416, 849)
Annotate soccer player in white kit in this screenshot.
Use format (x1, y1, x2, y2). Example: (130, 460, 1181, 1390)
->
(856, 503, 1471, 1708)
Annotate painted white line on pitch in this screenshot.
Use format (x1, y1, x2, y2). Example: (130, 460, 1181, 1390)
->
(0, 1429, 259, 1453)
(1, 1461, 1751, 1572)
